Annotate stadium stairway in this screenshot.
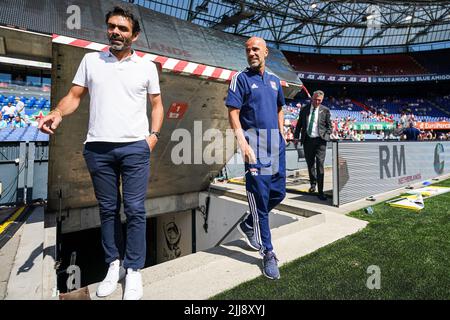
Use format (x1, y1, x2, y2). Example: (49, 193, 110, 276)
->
(88, 201, 367, 300)
(87, 168, 363, 300)
(408, 55, 428, 74)
(350, 99, 373, 113)
(0, 127, 49, 142)
(428, 99, 450, 117)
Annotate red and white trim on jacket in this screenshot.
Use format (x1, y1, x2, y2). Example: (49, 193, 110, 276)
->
(52, 34, 289, 87)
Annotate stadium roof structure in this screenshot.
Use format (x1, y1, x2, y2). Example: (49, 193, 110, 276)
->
(125, 0, 450, 54)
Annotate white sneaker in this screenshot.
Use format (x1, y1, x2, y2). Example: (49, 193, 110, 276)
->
(123, 268, 143, 300)
(96, 259, 125, 297)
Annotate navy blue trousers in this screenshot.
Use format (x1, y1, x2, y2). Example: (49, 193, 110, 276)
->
(244, 134, 286, 254)
(83, 140, 150, 270)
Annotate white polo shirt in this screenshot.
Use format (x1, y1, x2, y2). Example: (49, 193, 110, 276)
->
(2, 105, 16, 116)
(73, 49, 160, 143)
(16, 101, 25, 115)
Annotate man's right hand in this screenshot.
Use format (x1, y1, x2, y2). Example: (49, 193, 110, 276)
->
(38, 111, 62, 134)
(241, 144, 257, 164)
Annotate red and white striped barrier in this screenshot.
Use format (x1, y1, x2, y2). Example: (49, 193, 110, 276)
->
(52, 34, 289, 87)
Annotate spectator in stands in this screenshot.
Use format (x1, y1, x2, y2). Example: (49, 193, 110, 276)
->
(1, 102, 16, 121)
(0, 112, 8, 129)
(386, 131, 396, 140)
(392, 122, 404, 137)
(0, 108, 5, 121)
(330, 129, 340, 141)
(357, 130, 365, 141)
(15, 97, 25, 116)
(403, 121, 421, 141)
(408, 112, 415, 123)
(12, 115, 26, 128)
(349, 130, 359, 141)
(21, 113, 30, 125)
(376, 131, 383, 140)
(429, 130, 436, 140)
(418, 131, 426, 141)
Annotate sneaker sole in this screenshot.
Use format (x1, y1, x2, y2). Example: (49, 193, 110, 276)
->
(262, 269, 280, 280)
(237, 223, 260, 251)
(262, 262, 281, 280)
(123, 292, 143, 300)
(96, 283, 118, 297)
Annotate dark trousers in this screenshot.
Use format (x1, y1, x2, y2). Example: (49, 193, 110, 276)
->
(303, 135, 327, 194)
(83, 140, 150, 270)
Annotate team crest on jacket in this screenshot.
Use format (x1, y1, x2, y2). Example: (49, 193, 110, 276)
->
(270, 81, 277, 90)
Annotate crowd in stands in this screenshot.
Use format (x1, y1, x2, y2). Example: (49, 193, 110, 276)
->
(0, 94, 49, 129)
(284, 51, 429, 76)
(283, 95, 450, 142)
(2, 92, 449, 142)
(416, 130, 450, 141)
(363, 96, 449, 122)
(283, 49, 450, 77)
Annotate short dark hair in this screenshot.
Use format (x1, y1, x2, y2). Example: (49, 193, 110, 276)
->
(105, 6, 141, 35)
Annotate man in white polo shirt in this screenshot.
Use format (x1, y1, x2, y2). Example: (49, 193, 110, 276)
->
(1, 102, 16, 121)
(38, 6, 164, 300)
(15, 97, 25, 116)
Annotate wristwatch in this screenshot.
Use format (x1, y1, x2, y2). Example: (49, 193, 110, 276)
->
(150, 131, 160, 139)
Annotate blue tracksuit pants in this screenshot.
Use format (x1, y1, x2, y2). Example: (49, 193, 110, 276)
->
(244, 134, 286, 254)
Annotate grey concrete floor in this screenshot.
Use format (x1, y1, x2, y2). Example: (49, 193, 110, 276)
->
(0, 222, 23, 299)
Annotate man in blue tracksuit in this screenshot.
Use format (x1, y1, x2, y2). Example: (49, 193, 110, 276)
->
(226, 36, 286, 280)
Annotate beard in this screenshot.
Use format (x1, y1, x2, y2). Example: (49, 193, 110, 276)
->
(248, 58, 262, 70)
(108, 33, 132, 51)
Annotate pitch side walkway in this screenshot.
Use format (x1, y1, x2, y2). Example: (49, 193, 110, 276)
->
(89, 171, 450, 300)
(89, 167, 368, 300)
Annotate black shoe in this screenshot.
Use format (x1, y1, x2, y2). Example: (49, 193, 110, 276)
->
(308, 186, 316, 193)
(318, 193, 327, 201)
